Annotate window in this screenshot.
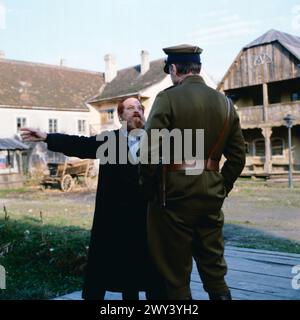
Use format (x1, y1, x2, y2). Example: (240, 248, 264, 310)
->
(271, 138, 284, 156)
(100, 109, 115, 124)
(78, 120, 87, 134)
(49, 119, 58, 133)
(16, 117, 27, 132)
(253, 139, 265, 157)
(107, 109, 114, 121)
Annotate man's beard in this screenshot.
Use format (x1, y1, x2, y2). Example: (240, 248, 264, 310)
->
(128, 116, 145, 130)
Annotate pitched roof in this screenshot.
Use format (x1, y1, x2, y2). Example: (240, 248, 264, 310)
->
(0, 59, 104, 111)
(89, 58, 217, 103)
(0, 138, 29, 150)
(244, 29, 300, 61)
(90, 59, 166, 102)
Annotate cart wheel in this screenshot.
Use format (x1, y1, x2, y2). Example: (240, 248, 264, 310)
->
(60, 174, 74, 192)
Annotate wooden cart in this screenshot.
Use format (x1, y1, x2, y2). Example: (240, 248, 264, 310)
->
(42, 159, 94, 192)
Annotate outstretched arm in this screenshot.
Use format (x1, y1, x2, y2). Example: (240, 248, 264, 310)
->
(20, 128, 100, 159)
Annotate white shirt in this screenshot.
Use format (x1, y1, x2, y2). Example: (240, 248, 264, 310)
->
(120, 128, 143, 164)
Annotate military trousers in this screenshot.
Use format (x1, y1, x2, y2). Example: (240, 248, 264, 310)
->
(147, 202, 229, 300)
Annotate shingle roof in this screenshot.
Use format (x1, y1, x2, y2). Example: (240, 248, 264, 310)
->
(90, 59, 166, 102)
(244, 29, 300, 61)
(0, 59, 104, 111)
(0, 138, 29, 150)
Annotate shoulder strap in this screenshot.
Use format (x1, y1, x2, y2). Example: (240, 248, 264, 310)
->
(207, 97, 231, 160)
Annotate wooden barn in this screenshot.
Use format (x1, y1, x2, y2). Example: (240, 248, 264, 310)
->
(218, 29, 300, 177)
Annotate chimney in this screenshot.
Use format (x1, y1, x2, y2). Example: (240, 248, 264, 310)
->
(140, 50, 150, 75)
(0, 50, 5, 59)
(60, 58, 66, 67)
(104, 54, 117, 83)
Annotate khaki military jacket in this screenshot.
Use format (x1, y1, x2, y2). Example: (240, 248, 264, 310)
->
(140, 75, 245, 213)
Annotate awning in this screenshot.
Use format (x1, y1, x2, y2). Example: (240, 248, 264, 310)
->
(0, 138, 29, 151)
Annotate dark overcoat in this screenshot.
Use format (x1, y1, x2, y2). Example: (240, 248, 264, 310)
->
(46, 130, 156, 298)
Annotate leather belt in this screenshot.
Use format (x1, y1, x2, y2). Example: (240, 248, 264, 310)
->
(165, 159, 220, 172)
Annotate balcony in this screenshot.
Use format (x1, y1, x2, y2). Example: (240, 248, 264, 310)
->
(267, 102, 300, 123)
(237, 106, 264, 128)
(237, 101, 300, 128)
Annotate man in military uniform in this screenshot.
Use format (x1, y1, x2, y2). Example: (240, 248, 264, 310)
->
(139, 45, 246, 300)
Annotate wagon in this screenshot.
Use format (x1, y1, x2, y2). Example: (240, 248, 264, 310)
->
(42, 159, 94, 192)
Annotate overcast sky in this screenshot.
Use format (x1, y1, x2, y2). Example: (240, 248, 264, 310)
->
(1, 0, 300, 81)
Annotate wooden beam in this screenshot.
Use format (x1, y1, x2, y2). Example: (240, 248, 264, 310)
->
(263, 83, 269, 122)
(262, 127, 272, 174)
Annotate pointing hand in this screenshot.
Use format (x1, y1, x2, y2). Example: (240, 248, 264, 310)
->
(20, 128, 48, 142)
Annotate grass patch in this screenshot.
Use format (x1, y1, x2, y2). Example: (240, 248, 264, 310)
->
(0, 217, 90, 300)
(0, 188, 29, 198)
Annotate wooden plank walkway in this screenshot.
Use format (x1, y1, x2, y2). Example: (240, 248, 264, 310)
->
(54, 246, 300, 300)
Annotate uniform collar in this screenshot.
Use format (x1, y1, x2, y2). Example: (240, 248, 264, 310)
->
(179, 75, 206, 85)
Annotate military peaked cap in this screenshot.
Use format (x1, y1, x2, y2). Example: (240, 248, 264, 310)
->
(163, 44, 203, 74)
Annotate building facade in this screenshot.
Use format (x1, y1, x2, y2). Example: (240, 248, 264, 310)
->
(88, 50, 216, 133)
(218, 29, 300, 177)
(0, 56, 104, 174)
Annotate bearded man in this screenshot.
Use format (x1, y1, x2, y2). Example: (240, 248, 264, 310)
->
(21, 97, 164, 300)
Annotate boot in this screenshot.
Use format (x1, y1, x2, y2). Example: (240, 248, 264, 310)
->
(82, 289, 106, 300)
(122, 290, 139, 300)
(208, 291, 232, 300)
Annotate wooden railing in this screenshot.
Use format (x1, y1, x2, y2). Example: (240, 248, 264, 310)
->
(237, 101, 300, 127)
(267, 102, 300, 122)
(237, 106, 264, 127)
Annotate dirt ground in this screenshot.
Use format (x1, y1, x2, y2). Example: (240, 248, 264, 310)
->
(223, 180, 300, 242)
(1, 179, 299, 242)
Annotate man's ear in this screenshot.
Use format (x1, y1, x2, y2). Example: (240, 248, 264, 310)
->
(170, 64, 177, 75)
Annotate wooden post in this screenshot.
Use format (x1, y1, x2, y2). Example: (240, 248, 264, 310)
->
(262, 127, 272, 174)
(18, 151, 23, 174)
(7, 150, 11, 174)
(287, 125, 293, 188)
(263, 83, 269, 122)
